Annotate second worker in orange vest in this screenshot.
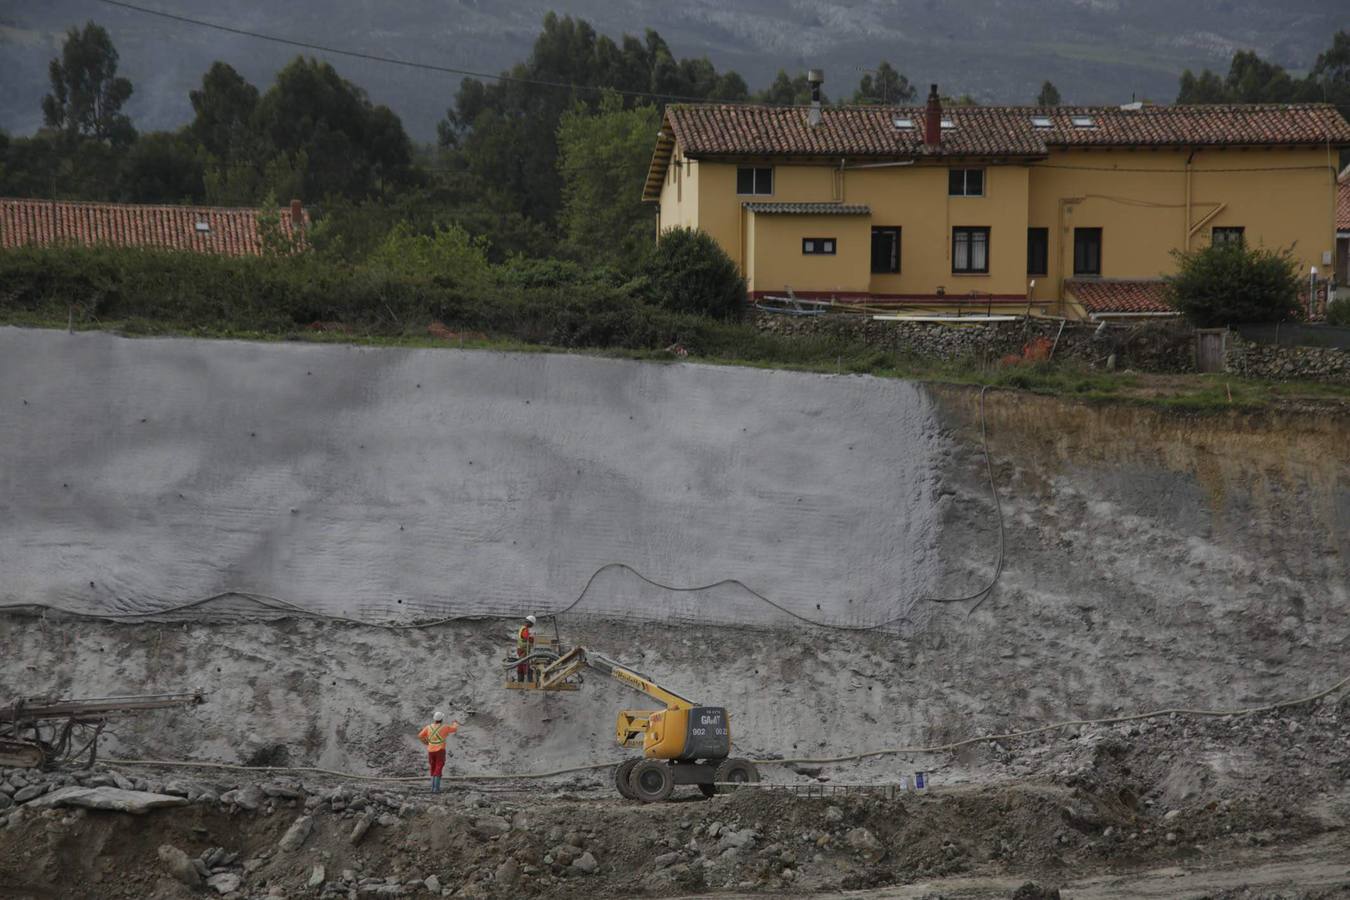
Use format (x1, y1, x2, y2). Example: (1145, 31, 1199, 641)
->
(417, 710, 460, 793)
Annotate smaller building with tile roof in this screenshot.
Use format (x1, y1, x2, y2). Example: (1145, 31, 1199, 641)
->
(0, 198, 309, 257)
(645, 81, 1350, 319)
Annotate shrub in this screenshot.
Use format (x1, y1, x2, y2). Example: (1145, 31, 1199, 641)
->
(1165, 242, 1302, 327)
(1328, 298, 1350, 326)
(638, 227, 747, 321)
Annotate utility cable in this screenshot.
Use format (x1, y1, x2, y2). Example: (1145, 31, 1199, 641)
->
(101, 670, 1350, 782)
(0, 384, 1005, 631)
(91, 0, 767, 107)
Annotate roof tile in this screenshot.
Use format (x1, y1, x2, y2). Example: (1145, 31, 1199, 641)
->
(0, 198, 309, 256)
(1065, 279, 1176, 314)
(743, 202, 871, 215)
(665, 103, 1350, 159)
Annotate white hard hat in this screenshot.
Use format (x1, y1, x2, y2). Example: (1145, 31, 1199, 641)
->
(433, 710, 444, 722)
(525, 614, 537, 624)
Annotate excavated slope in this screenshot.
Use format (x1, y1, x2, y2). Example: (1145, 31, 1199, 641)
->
(1, 328, 1347, 779)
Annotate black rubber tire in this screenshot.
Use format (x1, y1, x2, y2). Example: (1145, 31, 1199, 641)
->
(614, 759, 639, 800)
(713, 758, 760, 793)
(629, 759, 675, 803)
(697, 782, 718, 799)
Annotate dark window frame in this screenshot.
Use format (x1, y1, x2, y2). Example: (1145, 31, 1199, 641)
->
(871, 226, 901, 274)
(802, 237, 837, 256)
(1212, 226, 1245, 247)
(952, 226, 991, 274)
(736, 166, 774, 196)
(1027, 227, 1049, 277)
(948, 168, 985, 197)
(1073, 227, 1103, 277)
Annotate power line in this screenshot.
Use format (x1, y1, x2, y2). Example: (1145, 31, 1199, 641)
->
(90, 0, 760, 106)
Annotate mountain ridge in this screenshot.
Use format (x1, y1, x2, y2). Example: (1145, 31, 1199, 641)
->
(1, 0, 1343, 142)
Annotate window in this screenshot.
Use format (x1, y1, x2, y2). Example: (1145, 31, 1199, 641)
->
(1027, 227, 1049, 276)
(892, 116, 915, 129)
(948, 168, 985, 197)
(737, 166, 773, 195)
(952, 227, 990, 273)
(1073, 227, 1102, 276)
(1030, 115, 1053, 128)
(1213, 226, 1245, 247)
(802, 237, 836, 255)
(1070, 115, 1096, 128)
(871, 227, 900, 273)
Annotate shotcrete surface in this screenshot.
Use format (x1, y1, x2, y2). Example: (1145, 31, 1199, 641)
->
(0, 328, 947, 626)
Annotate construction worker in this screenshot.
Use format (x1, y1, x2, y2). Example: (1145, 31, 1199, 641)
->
(516, 614, 537, 683)
(417, 710, 459, 793)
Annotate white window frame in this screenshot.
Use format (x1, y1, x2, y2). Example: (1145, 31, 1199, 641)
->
(949, 168, 985, 197)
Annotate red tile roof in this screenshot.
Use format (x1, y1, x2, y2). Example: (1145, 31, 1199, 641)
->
(662, 103, 1350, 160)
(1065, 279, 1176, 315)
(0, 198, 309, 256)
(1338, 167, 1350, 232)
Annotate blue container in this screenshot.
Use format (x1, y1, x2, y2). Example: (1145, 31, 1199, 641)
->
(915, 771, 926, 789)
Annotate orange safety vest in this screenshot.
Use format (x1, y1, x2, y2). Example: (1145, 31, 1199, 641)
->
(420, 723, 456, 749)
(516, 625, 533, 653)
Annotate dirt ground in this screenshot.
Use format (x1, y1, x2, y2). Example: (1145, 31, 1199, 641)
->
(2, 670, 1347, 899)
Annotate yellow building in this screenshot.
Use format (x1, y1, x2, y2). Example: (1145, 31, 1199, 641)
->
(643, 85, 1350, 319)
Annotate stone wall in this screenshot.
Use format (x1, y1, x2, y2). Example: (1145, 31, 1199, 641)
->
(753, 312, 1196, 373)
(1227, 335, 1350, 384)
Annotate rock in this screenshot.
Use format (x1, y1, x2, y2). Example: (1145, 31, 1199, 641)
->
(158, 844, 203, 888)
(571, 851, 598, 875)
(425, 874, 442, 894)
(308, 864, 327, 887)
(350, 814, 374, 845)
(1011, 884, 1061, 900)
(263, 781, 303, 799)
(111, 772, 135, 791)
(472, 815, 511, 835)
(494, 858, 519, 887)
(787, 763, 823, 778)
(278, 815, 314, 852)
(221, 783, 264, 811)
(824, 806, 844, 824)
(0, 794, 11, 812)
(12, 784, 47, 804)
(207, 872, 241, 894)
(26, 786, 188, 814)
(653, 851, 682, 868)
(845, 827, 884, 862)
(718, 828, 757, 852)
(1163, 809, 1181, 822)
(377, 814, 401, 828)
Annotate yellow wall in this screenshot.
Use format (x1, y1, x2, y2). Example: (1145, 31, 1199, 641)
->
(745, 213, 872, 295)
(1027, 148, 1338, 308)
(654, 143, 1340, 311)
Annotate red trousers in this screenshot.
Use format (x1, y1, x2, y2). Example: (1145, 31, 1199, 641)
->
(427, 748, 446, 776)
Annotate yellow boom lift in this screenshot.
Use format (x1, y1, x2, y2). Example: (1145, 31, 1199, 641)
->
(506, 643, 759, 802)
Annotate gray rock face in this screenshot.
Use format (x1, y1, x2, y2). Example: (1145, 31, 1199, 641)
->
(308, 864, 326, 887)
(158, 844, 202, 888)
(28, 786, 190, 814)
(571, 851, 598, 875)
(845, 827, 884, 862)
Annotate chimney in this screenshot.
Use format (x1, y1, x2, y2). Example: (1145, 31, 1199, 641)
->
(924, 84, 942, 149)
(290, 198, 304, 228)
(807, 69, 824, 127)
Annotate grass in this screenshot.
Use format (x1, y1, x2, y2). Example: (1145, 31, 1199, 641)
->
(6, 311, 1347, 414)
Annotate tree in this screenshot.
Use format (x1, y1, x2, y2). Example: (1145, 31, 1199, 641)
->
(1165, 242, 1302, 326)
(41, 21, 135, 145)
(756, 70, 827, 105)
(117, 131, 204, 202)
(1177, 68, 1229, 103)
(557, 94, 661, 271)
(854, 62, 915, 104)
(188, 62, 261, 161)
(254, 57, 414, 200)
(639, 227, 746, 320)
(1310, 30, 1350, 122)
(1036, 81, 1062, 106)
